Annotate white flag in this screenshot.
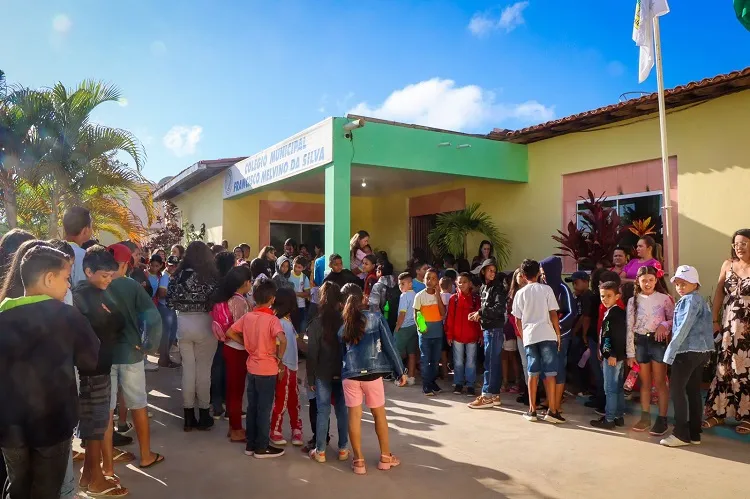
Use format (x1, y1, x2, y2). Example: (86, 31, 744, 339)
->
(633, 0, 670, 83)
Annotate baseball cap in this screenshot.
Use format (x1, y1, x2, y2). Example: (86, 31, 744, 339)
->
(565, 271, 590, 283)
(167, 255, 180, 266)
(471, 258, 497, 275)
(107, 243, 133, 264)
(671, 265, 700, 285)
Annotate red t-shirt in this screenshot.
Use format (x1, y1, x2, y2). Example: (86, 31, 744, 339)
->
(232, 307, 283, 376)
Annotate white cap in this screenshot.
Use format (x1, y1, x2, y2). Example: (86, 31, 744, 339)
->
(671, 265, 700, 285)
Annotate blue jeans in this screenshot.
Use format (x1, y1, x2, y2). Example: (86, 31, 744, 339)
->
(59, 448, 75, 498)
(482, 329, 504, 396)
(587, 336, 605, 408)
(314, 379, 349, 453)
(418, 335, 442, 391)
(245, 373, 277, 452)
(525, 340, 558, 377)
(602, 359, 625, 422)
(157, 304, 177, 364)
(555, 334, 572, 384)
(452, 341, 478, 386)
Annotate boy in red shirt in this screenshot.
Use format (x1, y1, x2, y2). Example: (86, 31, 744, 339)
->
(445, 273, 481, 396)
(227, 280, 288, 459)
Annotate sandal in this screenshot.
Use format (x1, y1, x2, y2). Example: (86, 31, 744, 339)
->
(701, 416, 725, 429)
(112, 450, 136, 463)
(103, 474, 121, 485)
(736, 420, 750, 435)
(377, 453, 401, 471)
(88, 485, 129, 497)
(352, 458, 367, 475)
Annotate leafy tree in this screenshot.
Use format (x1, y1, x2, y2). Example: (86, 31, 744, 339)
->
(149, 200, 184, 250)
(183, 221, 206, 243)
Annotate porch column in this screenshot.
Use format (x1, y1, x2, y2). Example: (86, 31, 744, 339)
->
(324, 160, 351, 267)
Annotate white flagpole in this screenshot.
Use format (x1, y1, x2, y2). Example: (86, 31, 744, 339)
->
(652, 16, 675, 278)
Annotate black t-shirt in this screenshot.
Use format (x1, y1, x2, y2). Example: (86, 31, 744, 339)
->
(576, 289, 599, 340)
(349, 373, 383, 382)
(73, 281, 126, 376)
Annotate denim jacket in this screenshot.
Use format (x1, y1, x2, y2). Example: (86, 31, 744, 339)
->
(663, 291, 714, 365)
(338, 311, 405, 380)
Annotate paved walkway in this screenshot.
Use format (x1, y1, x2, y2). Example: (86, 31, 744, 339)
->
(78, 360, 749, 499)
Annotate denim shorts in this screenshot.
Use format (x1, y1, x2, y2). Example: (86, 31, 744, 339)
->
(110, 362, 148, 411)
(635, 333, 667, 364)
(525, 340, 558, 377)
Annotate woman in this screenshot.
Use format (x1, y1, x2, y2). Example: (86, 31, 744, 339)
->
(703, 228, 750, 434)
(233, 246, 244, 263)
(258, 245, 277, 278)
(0, 228, 35, 280)
(170, 244, 185, 259)
(339, 284, 406, 475)
(610, 246, 629, 276)
(166, 241, 219, 431)
(306, 282, 349, 463)
(349, 230, 370, 279)
(208, 251, 237, 418)
(472, 240, 494, 267)
(620, 236, 662, 282)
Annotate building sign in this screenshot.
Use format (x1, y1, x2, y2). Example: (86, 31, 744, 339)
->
(224, 118, 333, 199)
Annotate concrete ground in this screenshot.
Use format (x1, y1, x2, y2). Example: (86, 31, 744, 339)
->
(78, 360, 749, 499)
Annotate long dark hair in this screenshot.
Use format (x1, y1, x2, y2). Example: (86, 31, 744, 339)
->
(341, 284, 365, 345)
(508, 268, 524, 303)
(273, 287, 297, 320)
(176, 241, 218, 280)
(212, 265, 251, 305)
(731, 228, 750, 260)
(349, 230, 369, 260)
(476, 240, 494, 260)
(318, 281, 342, 344)
(0, 229, 35, 282)
(630, 265, 670, 326)
(0, 239, 49, 301)
(215, 251, 236, 278)
(258, 246, 276, 260)
(639, 236, 663, 264)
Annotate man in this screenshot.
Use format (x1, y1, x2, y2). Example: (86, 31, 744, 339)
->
(63, 206, 93, 286)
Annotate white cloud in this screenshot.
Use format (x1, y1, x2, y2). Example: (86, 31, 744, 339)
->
(163, 125, 202, 157)
(52, 14, 72, 34)
(468, 2, 529, 36)
(348, 78, 554, 132)
(150, 41, 167, 57)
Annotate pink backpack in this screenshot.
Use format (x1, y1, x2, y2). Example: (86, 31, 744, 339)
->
(210, 301, 233, 342)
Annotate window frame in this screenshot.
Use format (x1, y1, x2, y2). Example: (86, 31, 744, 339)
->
(575, 190, 664, 231)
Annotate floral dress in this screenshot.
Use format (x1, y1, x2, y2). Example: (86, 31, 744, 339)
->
(705, 262, 750, 421)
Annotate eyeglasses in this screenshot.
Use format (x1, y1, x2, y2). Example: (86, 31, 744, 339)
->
(732, 242, 748, 249)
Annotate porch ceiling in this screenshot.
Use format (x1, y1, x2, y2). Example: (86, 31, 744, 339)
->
(267, 165, 467, 196)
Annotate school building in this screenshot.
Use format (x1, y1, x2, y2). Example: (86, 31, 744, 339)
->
(153, 67, 750, 281)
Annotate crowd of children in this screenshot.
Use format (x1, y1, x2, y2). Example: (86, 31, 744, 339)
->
(0, 215, 741, 496)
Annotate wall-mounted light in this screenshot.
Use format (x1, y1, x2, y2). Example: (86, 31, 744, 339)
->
(437, 142, 451, 147)
(457, 144, 471, 149)
(361, 179, 367, 188)
(343, 119, 365, 132)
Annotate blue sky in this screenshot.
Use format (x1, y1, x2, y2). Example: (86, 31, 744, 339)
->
(3, 1, 748, 182)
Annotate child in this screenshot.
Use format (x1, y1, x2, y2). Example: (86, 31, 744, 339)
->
(413, 268, 446, 396)
(273, 256, 294, 290)
(288, 256, 311, 333)
(270, 288, 304, 447)
(660, 266, 713, 447)
(362, 254, 378, 297)
(226, 279, 288, 459)
(339, 285, 406, 475)
(369, 262, 399, 332)
(512, 259, 564, 423)
(445, 273, 481, 396)
(439, 277, 453, 379)
(468, 259, 507, 409)
(566, 271, 596, 398)
(0, 245, 100, 498)
(412, 263, 429, 293)
(323, 254, 360, 288)
(73, 246, 129, 496)
(393, 272, 418, 386)
(590, 281, 627, 429)
(439, 277, 453, 305)
(213, 265, 253, 442)
(508, 269, 529, 400)
(626, 265, 675, 435)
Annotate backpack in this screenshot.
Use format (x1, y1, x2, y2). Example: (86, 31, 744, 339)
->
(382, 284, 402, 332)
(210, 301, 233, 342)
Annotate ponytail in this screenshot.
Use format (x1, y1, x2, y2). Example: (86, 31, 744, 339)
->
(342, 293, 366, 345)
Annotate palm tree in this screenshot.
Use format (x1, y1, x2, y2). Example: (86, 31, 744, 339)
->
(428, 203, 511, 268)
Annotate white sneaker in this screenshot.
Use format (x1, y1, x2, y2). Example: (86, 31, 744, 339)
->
(660, 435, 690, 448)
(407, 377, 415, 386)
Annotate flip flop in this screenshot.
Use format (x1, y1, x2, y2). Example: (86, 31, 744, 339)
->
(73, 450, 85, 461)
(736, 420, 750, 435)
(113, 450, 136, 463)
(88, 485, 129, 497)
(139, 453, 164, 469)
(701, 416, 724, 429)
(104, 474, 121, 485)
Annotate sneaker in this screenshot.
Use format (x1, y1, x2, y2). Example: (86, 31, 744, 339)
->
(690, 439, 701, 445)
(244, 450, 254, 457)
(423, 389, 435, 397)
(466, 386, 476, 397)
(590, 416, 616, 429)
(632, 414, 651, 432)
(649, 417, 669, 436)
(338, 449, 350, 461)
(594, 408, 606, 417)
(407, 377, 415, 386)
(431, 382, 442, 394)
(453, 384, 464, 395)
(660, 434, 690, 448)
(467, 396, 495, 410)
(270, 434, 287, 446)
(490, 395, 502, 407)
(254, 447, 285, 459)
(614, 417, 625, 427)
(112, 432, 133, 446)
(291, 431, 304, 446)
(309, 449, 326, 463)
(544, 411, 566, 424)
(144, 361, 159, 372)
(523, 410, 539, 422)
(211, 407, 226, 420)
(115, 422, 134, 435)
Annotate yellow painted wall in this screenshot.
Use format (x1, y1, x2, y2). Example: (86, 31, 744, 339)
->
(172, 174, 225, 244)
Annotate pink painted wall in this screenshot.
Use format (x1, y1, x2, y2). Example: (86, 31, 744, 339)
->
(561, 157, 679, 272)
